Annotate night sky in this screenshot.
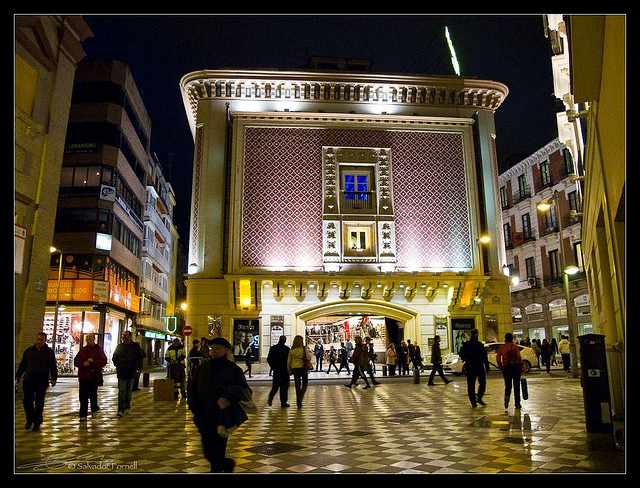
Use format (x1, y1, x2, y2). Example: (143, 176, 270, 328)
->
(82, 15, 559, 246)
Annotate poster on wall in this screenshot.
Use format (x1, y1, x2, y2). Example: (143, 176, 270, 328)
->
(233, 319, 260, 361)
(270, 315, 284, 347)
(434, 316, 449, 350)
(451, 318, 475, 354)
(484, 315, 499, 343)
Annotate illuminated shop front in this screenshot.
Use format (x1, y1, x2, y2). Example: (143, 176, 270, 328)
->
(45, 260, 141, 374)
(180, 70, 514, 362)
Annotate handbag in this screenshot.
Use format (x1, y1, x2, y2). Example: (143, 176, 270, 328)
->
(302, 347, 314, 371)
(520, 377, 529, 401)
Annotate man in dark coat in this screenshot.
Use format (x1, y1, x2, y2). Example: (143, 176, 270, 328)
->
(73, 333, 107, 420)
(459, 329, 490, 407)
(337, 341, 351, 375)
(16, 332, 58, 431)
(314, 341, 324, 371)
(428, 335, 452, 385)
(112, 330, 144, 417)
(188, 337, 251, 473)
(267, 335, 290, 407)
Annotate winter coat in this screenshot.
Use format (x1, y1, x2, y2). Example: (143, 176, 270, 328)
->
(459, 339, 489, 373)
(558, 339, 571, 354)
(16, 344, 57, 385)
(339, 346, 349, 363)
(350, 344, 370, 368)
(431, 341, 443, 365)
(540, 343, 552, 359)
(112, 341, 144, 380)
(496, 342, 523, 369)
(74, 344, 107, 382)
(386, 346, 397, 365)
(188, 357, 251, 435)
(267, 343, 290, 372)
(288, 346, 309, 370)
(314, 343, 324, 358)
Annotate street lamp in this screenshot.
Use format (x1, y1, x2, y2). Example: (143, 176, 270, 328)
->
(537, 192, 580, 378)
(49, 246, 63, 365)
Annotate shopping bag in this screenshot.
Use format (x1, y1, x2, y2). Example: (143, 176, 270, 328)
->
(520, 377, 529, 401)
(153, 378, 175, 401)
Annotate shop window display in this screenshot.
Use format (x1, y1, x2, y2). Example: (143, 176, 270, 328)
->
(305, 315, 387, 359)
(103, 315, 121, 373)
(233, 319, 260, 361)
(42, 310, 99, 374)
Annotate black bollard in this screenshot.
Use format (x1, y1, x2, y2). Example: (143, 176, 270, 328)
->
(382, 365, 388, 377)
(143, 371, 150, 388)
(414, 367, 420, 384)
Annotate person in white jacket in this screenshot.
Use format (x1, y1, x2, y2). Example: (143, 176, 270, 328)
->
(558, 335, 571, 373)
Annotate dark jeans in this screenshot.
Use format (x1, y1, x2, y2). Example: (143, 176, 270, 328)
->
(196, 416, 232, 472)
(326, 360, 339, 373)
(23, 379, 47, 425)
(132, 370, 141, 390)
(502, 365, 522, 408)
(402, 363, 410, 376)
(337, 360, 350, 374)
(542, 355, 551, 373)
(428, 364, 448, 384)
(79, 378, 99, 417)
(244, 362, 252, 377)
(466, 369, 486, 406)
(117, 378, 134, 412)
(365, 365, 378, 383)
(349, 366, 370, 387)
(268, 369, 290, 405)
(561, 353, 571, 371)
(315, 356, 323, 371)
(387, 364, 396, 376)
(292, 368, 308, 406)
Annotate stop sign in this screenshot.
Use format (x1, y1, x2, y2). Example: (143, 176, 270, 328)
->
(183, 325, 193, 336)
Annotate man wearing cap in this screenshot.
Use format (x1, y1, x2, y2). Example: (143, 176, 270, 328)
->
(188, 337, 251, 473)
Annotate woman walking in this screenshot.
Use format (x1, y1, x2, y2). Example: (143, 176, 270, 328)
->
(401, 341, 410, 376)
(344, 336, 371, 389)
(550, 337, 559, 366)
(496, 333, 523, 411)
(386, 343, 398, 376)
(288, 336, 310, 409)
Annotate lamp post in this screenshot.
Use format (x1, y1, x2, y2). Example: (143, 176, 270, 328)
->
(537, 192, 580, 378)
(49, 247, 63, 364)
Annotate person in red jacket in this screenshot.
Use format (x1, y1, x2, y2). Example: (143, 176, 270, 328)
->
(74, 333, 107, 421)
(496, 333, 523, 411)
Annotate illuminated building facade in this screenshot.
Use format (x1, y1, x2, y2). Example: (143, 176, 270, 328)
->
(180, 69, 512, 363)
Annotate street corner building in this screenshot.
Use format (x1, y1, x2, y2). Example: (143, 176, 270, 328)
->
(179, 68, 514, 365)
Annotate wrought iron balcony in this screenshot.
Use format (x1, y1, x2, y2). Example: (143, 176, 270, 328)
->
(512, 188, 532, 205)
(340, 191, 375, 211)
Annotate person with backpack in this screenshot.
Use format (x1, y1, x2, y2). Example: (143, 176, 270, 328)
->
(73, 333, 107, 421)
(326, 346, 339, 374)
(458, 329, 489, 407)
(496, 332, 523, 411)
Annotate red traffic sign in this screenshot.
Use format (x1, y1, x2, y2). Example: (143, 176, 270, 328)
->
(182, 326, 193, 336)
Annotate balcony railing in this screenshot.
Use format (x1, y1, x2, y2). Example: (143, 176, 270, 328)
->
(512, 188, 532, 205)
(141, 276, 169, 303)
(340, 191, 375, 211)
(537, 177, 554, 192)
(540, 224, 559, 237)
(544, 276, 563, 288)
(144, 204, 172, 243)
(142, 239, 171, 272)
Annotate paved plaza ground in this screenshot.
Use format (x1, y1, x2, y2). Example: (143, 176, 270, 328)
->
(14, 370, 625, 474)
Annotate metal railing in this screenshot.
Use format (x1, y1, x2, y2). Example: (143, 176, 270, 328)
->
(512, 188, 532, 205)
(144, 204, 172, 243)
(142, 239, 171, 272)
(340, 191, 375, 211)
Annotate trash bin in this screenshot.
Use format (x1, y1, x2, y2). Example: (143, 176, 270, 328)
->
(578, 334, 613, 434)
(382, 365, 388, 377)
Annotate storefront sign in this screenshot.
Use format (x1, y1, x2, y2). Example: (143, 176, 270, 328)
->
(93, 280, 109, 302)
(99, 184, 116, 202)
(233, 319, 259, 361)
(109, 285, 141, 313)
(270, 315, 284, 347)
(14, 224, 26, 274)
(144, 330, 167, 340)
(434, 316, 449, 350)
(47, 279, 93, 301)
(96, 233, 112, 251)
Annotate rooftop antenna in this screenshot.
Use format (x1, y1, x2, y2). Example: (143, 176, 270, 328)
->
(445, 26, 461, 76)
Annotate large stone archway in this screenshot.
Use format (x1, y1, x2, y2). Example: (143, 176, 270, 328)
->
(293, 299, 419, 341)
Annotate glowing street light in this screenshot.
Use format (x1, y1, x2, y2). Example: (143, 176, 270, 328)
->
(564, 265, 580, 276)
(478, 235, 491, 244)
(180, 302, 188, 311)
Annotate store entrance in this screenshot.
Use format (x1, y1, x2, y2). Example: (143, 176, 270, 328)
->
(304, 314, 404, 362)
